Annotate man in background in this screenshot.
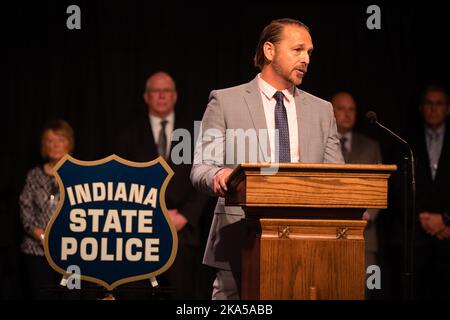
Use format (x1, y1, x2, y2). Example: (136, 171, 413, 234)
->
(412, 85, 450, 299)
(331, 91, 383, 299)
(116, 71, 210, 299)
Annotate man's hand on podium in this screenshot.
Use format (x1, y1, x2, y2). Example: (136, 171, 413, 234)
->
(213, 168, 233, 197)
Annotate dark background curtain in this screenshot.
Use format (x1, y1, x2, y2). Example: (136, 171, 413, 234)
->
(3, 1, 450, 298)
(6, 2, 449, 167)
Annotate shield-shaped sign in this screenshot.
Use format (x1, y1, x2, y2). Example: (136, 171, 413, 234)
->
(44, 154, 177, 290)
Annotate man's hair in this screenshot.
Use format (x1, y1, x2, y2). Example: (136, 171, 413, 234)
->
(144, 71, 177, 93)
(40, 119, 75, 159)
(420, 85, 449, 106)
(254, 18, 310, 70)
(330, 91, 354, 102)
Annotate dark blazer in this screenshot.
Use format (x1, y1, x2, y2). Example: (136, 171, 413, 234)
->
(115, 111, 209, 247)
(409, 120, 450, 299)
(410, 121, 450, 216)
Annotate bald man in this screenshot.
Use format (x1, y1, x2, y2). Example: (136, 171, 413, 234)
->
(115, 72, 210, 299)
(331, 91, 383, 298)
(332, 92, 382, 164)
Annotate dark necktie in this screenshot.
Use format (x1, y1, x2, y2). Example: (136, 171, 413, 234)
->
(340, 136, 349, 163)
(157, 119, 168, 159)
(274, 91, 291, 163)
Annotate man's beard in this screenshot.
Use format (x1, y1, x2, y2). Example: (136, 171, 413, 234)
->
(272, 57, 302, 86)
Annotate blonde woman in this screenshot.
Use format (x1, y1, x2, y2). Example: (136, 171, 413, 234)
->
(19, 120, 74, 299)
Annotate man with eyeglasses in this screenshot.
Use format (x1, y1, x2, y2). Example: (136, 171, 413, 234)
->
(411, 85, 450, 299)
(115, 71, 210, 299)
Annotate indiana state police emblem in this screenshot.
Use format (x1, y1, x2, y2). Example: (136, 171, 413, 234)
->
(44, 154, 177, 290)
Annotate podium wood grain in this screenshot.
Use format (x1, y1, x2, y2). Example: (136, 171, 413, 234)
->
(227, 163, 395, 209)
(227, 163, 396, 300)
(260, 219, 365, 299)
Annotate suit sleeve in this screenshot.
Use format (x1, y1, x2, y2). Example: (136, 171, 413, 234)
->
(190, 90, 226, 196)
(324, 102, 345, 164)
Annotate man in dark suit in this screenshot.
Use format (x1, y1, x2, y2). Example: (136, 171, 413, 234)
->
(411, 85, 450, 299)
(331, 91, 383, 299)
(115, 71, 210, 299)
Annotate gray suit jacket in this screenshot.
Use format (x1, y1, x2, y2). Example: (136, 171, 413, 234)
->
(346, 132, 382, 165)
(191, 76, 344, 270)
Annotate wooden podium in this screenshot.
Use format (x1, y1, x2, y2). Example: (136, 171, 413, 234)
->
(225, 163, 396, 300)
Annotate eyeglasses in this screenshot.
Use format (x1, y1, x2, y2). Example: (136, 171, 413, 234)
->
(422, 101, 447, 108)
(147, 88, 176, 94)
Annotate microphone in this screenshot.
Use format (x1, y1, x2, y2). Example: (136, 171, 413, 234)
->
(366, 111, 377, 124)
(366, 110, 416, 299)
(365, 111, 409, 146)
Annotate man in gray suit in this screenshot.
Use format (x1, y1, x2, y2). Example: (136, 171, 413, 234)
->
(191, 18, 344, 300)
(331, 91, 383, 292)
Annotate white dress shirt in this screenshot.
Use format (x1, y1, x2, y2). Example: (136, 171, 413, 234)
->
(257, 74, 300, 163)
(149, 111, 175, 159)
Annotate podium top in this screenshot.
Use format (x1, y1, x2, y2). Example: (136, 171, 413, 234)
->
(233, 162, 397, 171)
(228, 163, 397, 185)
(226, 163, 397, 209)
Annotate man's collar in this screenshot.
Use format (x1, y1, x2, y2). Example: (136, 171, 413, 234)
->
(149, 111, 175, 124)
(257, 74, 295, 102)
(425, 123, 446, 137)
(338, 131, 353, 140)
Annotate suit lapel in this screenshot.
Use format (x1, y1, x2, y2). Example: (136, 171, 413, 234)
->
(142, 116, 158, 161)
(410, 129, 427, 188)
(295, 89, 310, 162)
(416, 126, 433, 182)
(435, 123, 450, 183)
(243, 78, 271, 162)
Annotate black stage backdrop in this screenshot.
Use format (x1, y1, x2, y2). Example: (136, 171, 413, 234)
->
(3, 1, 450, 299)
(6, 2, 450, 166)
